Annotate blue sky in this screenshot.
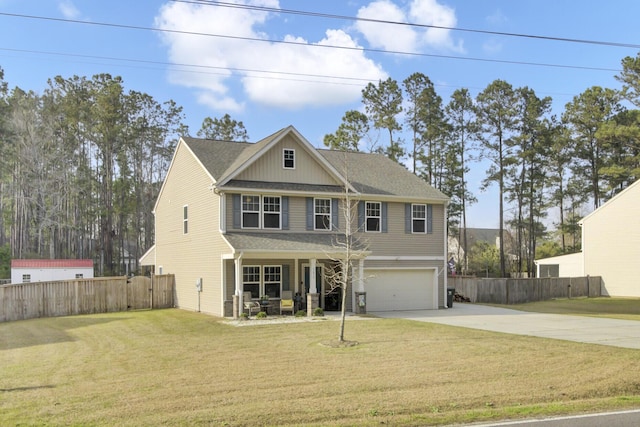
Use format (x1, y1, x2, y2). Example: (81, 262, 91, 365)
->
(1, 0, 639, 228)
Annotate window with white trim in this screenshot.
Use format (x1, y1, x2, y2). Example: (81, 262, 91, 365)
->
(183, 205, 188, 234)
(314, 198, 331, 230)
(22, 274, 31, 283)
(263, 265, 282, 298)
(243, 266, 260, 298)
(412, 204, 426, 233)
(75, 274, 84, 279)
(263, 196, 281, 229)
(365, 201, 381, 232)
(283, 149, 295, 169)
(242, 195, 260, 228)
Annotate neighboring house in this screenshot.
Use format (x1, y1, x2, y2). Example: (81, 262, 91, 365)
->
(449, 228, 501, 262)
(580, 179, 640, 297)
(142, 126, 450, 317)
(534, 252, 583, 278)
(10, 259, 94, 284)
(534, 178, 640, 296)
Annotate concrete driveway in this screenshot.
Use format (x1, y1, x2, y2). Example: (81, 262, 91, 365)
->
(371, 303, 640, 349)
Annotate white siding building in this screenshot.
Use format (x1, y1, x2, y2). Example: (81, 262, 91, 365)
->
(580, 179, 640, 297)
(10, 259, 94, 284)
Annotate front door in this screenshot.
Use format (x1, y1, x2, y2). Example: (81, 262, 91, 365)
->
(303, 264, 341, 311)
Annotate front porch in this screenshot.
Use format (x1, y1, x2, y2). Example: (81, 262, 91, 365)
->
(222, 256, 366, 318)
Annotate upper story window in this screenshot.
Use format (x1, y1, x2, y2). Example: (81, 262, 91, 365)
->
(183, 205, 189, 234)
(365, 201, 381, 232)
(242, 195, 260, 228)
(412, 204, 426, 233)
(314, 198, 331, 230)
(283, 149, 295, 169)
(263, 196, 281, 229)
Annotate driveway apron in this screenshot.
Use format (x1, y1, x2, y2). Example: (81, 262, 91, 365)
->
(371, 303, 640, 349)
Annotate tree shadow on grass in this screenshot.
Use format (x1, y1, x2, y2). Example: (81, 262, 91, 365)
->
(0, 316, 132, 351)
(0, 384, 56, 392)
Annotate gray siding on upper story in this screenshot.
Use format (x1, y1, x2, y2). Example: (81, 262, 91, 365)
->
(223, 193, 445, 257)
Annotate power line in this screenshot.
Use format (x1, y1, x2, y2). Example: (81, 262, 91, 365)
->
(0, 12, 622, 73)
(177, 0, 640, 49)
(0, 47, 375, 85)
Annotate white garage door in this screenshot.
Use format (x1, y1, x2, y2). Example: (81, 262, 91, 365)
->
(365, 269, 436, 311)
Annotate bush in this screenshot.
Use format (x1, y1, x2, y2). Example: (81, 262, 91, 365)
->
(295, 310, 306, 317)
(255, 311, 267, 319)
(312, 307, 324, 317)
(239, 313, 248, 320)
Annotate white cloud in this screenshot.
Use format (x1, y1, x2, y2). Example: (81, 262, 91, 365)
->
(155, 1, 387, 111)
(355, 0, 464, 54)
(356, 1, 417, 52)
(58, 0, 80, 19)
(486, 9, 508, 26)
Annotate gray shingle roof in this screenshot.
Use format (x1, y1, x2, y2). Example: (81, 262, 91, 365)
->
(181, 126, 448, 202)
(224, 232, 367, 253)
(319, 149, 448, 201)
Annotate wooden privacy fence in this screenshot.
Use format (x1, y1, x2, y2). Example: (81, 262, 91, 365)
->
(0, 274, 174, 323)
(448, 276, 602, 305)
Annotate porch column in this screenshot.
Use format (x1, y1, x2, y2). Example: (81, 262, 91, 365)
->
(233, 254, 243, 319)
(355, 258, 367, 314)
(309, 258, 317, 293)
(307, 258, 319, 316)
(358, 258, 364, 292)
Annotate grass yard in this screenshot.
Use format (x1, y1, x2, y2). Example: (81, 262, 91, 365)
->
(1, 308, 640, 426)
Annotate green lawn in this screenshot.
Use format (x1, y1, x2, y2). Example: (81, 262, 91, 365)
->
(1, 308, 639, 426)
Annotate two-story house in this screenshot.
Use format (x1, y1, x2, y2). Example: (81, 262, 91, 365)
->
(141, 126, 450, 317)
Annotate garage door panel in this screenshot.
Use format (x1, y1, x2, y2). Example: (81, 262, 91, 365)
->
(365, 269, 435, 311)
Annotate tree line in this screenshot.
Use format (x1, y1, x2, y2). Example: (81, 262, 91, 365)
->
(1, 52, 639, 278)
(323, 53, 640, 277)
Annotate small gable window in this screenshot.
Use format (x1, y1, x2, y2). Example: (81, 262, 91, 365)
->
(242, 195, 260, 228)
(365, 201, 381, 232)
(283, 149, 295, 169)
(183, 205, 189, 234)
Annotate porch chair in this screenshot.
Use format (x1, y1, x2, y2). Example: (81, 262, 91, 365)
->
(280, 290, 295, 315)
(243, 292, 261, 316)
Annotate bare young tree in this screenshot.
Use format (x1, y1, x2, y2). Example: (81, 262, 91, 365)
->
(323, 150, 369, 343)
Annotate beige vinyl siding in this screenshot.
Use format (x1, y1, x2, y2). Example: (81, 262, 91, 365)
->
(155, 141, 228, 316)
(582, 181, 640, 297)
(235, 135, 338, 185)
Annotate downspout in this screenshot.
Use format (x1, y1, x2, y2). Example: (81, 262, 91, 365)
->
(443, 201, 449, 308)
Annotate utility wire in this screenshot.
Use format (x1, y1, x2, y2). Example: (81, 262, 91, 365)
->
(0, 47, 371, 86)
(0, 12, 622, 73)
(176, 0, 640, 49)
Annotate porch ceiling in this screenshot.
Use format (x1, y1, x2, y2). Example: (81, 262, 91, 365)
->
(223, 232, 368, 258)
